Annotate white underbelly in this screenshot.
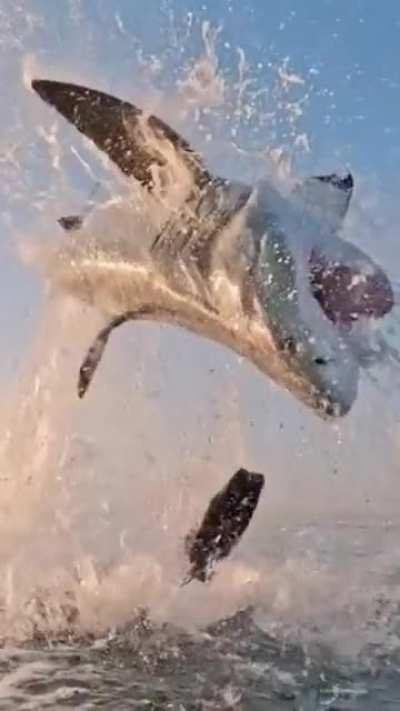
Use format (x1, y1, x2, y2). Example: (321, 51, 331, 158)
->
(41, 245, 313, 411)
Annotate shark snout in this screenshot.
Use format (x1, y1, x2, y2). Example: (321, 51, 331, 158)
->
(314, 391, 354, 419)
(309, 359, 359, 419)
(276, 327, 359, 419)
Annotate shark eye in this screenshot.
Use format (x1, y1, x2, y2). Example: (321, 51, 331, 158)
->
(314, 356, 328, 365)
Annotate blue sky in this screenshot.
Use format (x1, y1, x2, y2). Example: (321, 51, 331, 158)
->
(57, 0, 400, 174)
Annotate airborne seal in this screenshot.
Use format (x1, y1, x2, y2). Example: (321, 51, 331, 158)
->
(182, 467, 265, 585)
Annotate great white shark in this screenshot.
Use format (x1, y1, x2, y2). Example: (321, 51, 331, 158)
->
(31, 79, 394, 419)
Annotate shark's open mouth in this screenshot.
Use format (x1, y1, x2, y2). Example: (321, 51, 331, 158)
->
(309, 248, 394, 329)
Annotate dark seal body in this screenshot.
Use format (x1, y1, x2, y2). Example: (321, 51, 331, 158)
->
(183, 468, 265, 584)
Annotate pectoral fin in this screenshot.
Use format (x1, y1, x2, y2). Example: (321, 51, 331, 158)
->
(78, 306, 173, 398)
(78, 314, 130, 398)
(32, 79, 213, 193)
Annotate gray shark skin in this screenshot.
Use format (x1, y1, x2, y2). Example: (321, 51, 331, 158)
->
(182, 468, 265, 585)
(31, 79, 394, 419)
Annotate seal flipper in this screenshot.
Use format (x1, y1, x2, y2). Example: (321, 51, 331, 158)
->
(31, 79, 213, 193)
(292, 172, 354, 231)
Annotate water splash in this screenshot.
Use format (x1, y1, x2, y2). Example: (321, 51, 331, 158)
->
(0, 2, 400, 667)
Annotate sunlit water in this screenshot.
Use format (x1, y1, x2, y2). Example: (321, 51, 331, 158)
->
(1, 1, 400, 708)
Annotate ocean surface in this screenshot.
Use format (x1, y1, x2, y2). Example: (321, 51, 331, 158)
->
(2, 521, 400, 709)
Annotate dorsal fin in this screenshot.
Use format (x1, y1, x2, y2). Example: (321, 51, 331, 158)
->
(31, 79, 213, 195)
(292, 172, 354, 231)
